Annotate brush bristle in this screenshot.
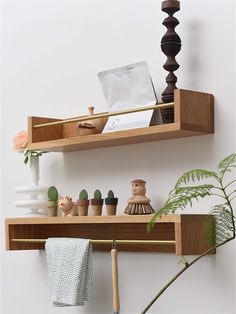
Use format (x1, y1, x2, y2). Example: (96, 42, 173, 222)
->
(124, 203, 155, 215)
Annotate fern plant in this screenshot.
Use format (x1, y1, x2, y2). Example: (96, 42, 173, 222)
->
(142, 153, 236, 313)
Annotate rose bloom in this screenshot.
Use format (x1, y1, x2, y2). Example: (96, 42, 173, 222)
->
(13, 131, 28, 152)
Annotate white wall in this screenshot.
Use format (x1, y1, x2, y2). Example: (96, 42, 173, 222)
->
(1, 0, 236, 313)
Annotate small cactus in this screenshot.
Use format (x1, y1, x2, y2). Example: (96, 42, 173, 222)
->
(79, 189, 88, 200)
(107, 190, 114, 199)
(48, 186, 58, 202)
(105, 190, 118, 205)
(94, 189, 102, 200)
(77, 189, 89, 215)
(91, 189, 103, 208)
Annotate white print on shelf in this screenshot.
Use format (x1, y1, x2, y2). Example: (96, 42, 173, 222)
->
(98, 61, 162, 133)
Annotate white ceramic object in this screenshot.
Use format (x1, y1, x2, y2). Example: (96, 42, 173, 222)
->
(15, 186, 48, 194)
(14, 199, 48, 208)
(15, 156, 48, 215)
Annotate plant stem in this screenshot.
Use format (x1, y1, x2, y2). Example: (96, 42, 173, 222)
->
(229, 196, 236, 202)
(224, 179, 236, 190)
(142, 182, 235, 314)
(227, 190, 236, 198)
(211, 193, 226, 199)
(141, 237, 234, 314)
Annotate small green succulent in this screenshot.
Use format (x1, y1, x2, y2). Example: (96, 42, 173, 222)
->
(47, 186, 58, 202)
(107, 190, 114, 198)
(79, 189, 88, 200)
(94, 189, 102, 200)
(105, 190, 118, 205)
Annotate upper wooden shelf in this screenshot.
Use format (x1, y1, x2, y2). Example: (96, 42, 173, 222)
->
(5, 214, 214, 255)
(28, 89, 214, 152)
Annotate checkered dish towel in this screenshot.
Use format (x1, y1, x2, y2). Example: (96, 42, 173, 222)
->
(45, 238, 92, 306)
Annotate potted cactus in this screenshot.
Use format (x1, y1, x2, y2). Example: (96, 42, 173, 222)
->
(77, 189, 89, 216)
(105, 190, 118, 215)
(47, 186, 58, 217)
(91, 189, 103, 216)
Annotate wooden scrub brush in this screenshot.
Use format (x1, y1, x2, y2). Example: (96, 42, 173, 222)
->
(124, 179, 155, 215)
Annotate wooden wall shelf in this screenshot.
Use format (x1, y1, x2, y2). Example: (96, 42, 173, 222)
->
(28, 89, 214, 152)
(5, 214, 214, 255)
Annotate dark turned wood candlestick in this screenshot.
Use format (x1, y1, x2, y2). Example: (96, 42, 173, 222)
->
(161, 0, 181, 123)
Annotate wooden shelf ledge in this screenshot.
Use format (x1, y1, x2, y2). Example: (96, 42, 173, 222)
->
(5, 214, 214, 255)
(28, 89, 214, 152)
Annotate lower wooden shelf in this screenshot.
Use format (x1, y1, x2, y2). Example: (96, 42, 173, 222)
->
(5, 214, 214, 255)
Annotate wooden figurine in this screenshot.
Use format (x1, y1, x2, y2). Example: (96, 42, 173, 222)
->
(47, 186, 58, 217)
(91, 189, 104, 216)
(77, 106, 108, 135)
(58, 196, 75, 217)
(105, 190, 118, 215)
(161, 0, 181, 123)
(124, 179, 155, 215)
(77, 189, 89, 216)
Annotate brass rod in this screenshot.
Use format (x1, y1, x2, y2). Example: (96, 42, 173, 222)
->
(11, 238, 176, 245)
(33, 102, 174, 129)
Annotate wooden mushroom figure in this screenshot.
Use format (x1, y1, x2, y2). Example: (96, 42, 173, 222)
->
(124, 179, 155, 215)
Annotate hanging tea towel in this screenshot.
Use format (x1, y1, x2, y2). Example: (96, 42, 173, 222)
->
(45, 238, 92, 306)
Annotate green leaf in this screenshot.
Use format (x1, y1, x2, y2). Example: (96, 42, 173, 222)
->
(94, 189, 102, 200)
(178, 256, 189, 267)
(35, 152, 43, 157)
(205, 215, 216, 247)
(22, 150, 47, 165)
(79, 189, 88, 200)
(218, 153, 236, 179)
(24, 149, 29, 156)
(209, 204, 235, 244)
(48, 186, 58, 201)
(24, 155, 29, 165)
(147, 185, 214, 233)
(175, 169, 218, 188)
(108, 190, 114, 198)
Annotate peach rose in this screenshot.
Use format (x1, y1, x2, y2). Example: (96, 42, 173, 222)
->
(13, 131, 28, 152)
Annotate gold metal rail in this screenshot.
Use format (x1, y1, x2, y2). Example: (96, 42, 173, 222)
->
(12, 239, 176, 245)
(33, 102, 174, 129)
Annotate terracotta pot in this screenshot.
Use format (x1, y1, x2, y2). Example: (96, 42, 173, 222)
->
(92, 204, 103, 216)
(105, 197, 118, 215)
(106, 204, 117, 216)
(91, 198, 104, 206)
(77, 199, 89, 216)
(47, 201, 57, 217)
(90, 199, 103, 215)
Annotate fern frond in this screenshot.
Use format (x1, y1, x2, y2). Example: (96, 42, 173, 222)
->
(147, 185, 214, 233)
(205, 215, 216, 247)
(178, 256, 189, 267)
(175, 169, 218, 188)
(218, 153, 236, 179)
(209, 204, 235, 244)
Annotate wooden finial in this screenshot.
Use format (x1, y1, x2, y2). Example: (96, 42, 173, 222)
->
(88, 106, 95, 116)
(161, 0, 181, 123)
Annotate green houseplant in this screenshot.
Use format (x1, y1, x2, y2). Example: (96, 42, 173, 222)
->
(77, 189, 89, 216)
(142, 153, 236, 313)
(105, 190, 118, 215)
(47, 186, 59, 217)
(91, 189, 104, 216)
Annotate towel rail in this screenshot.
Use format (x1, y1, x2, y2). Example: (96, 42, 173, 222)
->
(11, 239, 176, 245)
(33, 102, 174, 128)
